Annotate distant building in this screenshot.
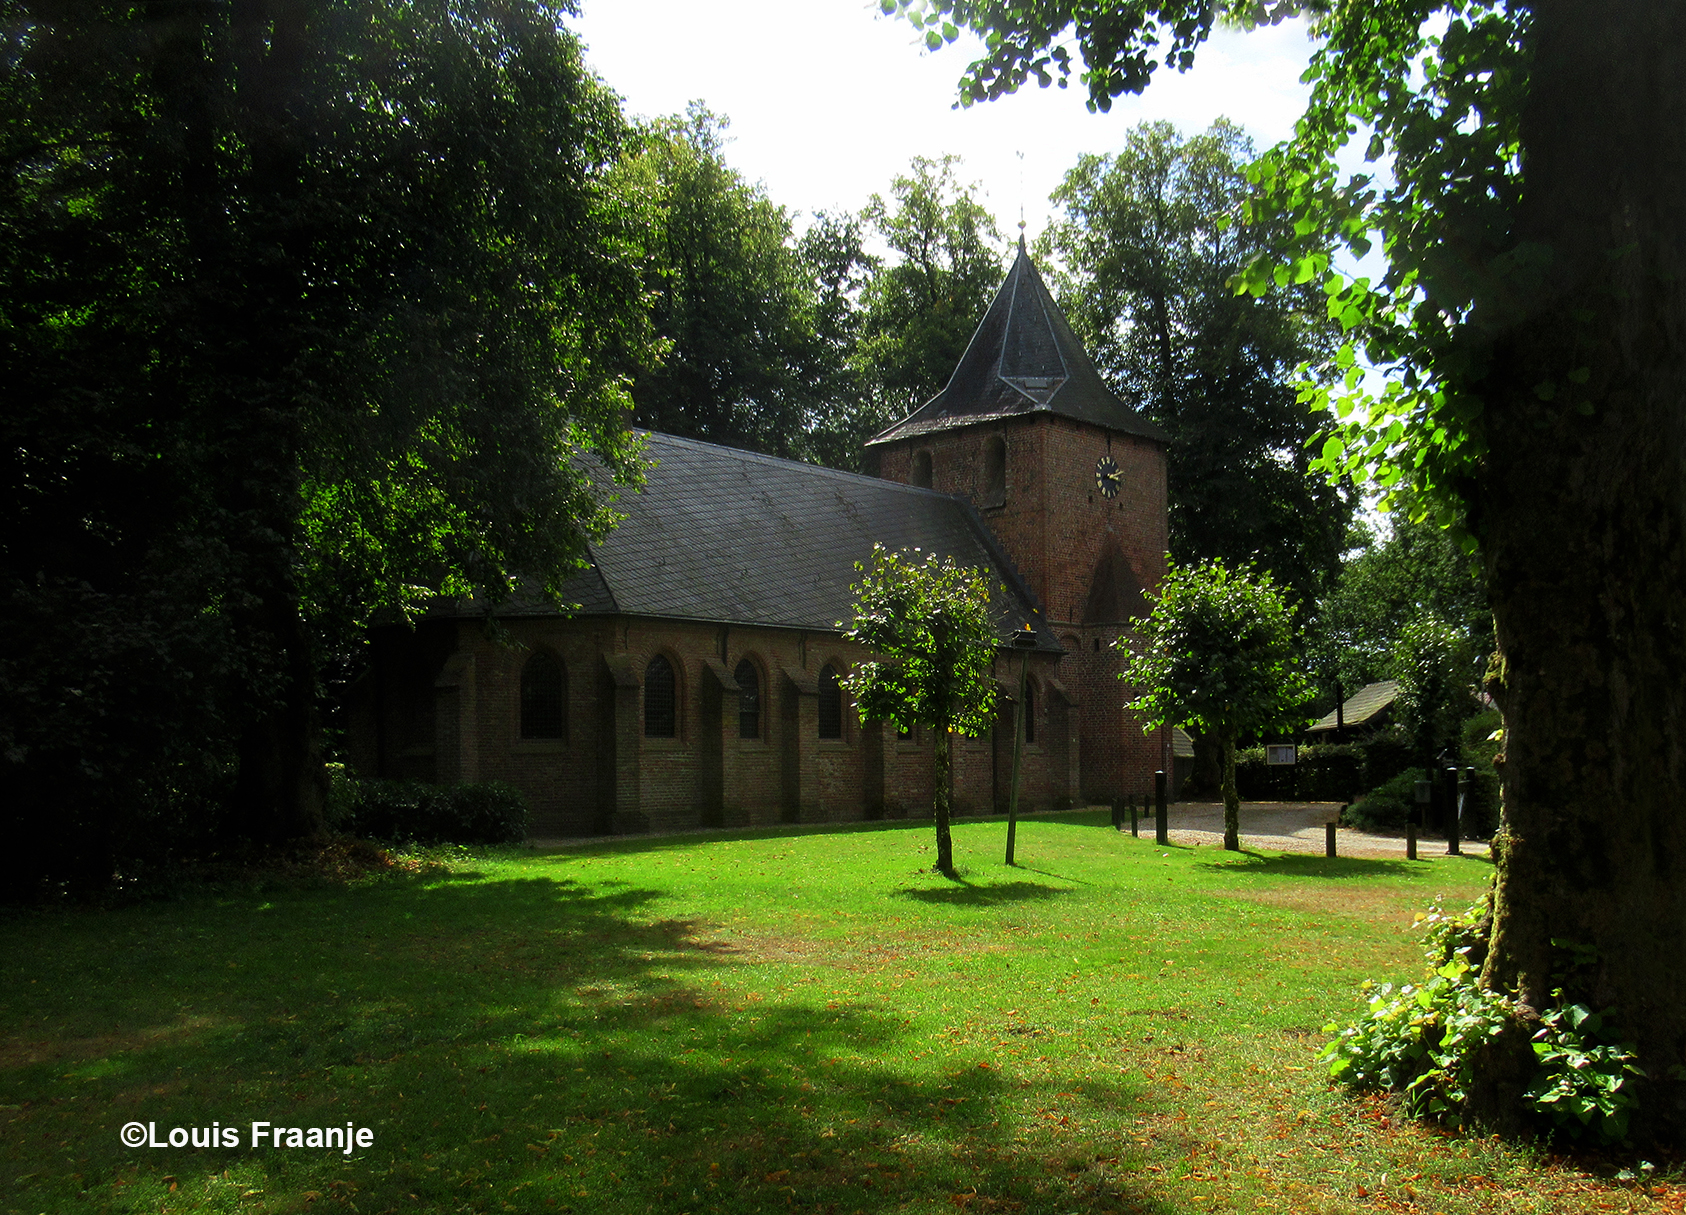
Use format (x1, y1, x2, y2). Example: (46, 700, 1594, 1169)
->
(1305, 680, 1400, 738)
(346, 241, 1172, 836)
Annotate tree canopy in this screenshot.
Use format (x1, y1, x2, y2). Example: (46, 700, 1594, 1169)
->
(1120, 560, 1314, 850)
(855, 156, 1006, 420)
(889, 0, 1686, 1143)
(1042, 117, 1354, 615)
(1306, 494, 1491, 706)
(1, 0, 652, 891)
(615, 105, 848, 460)
(845, 545, 1001, 875)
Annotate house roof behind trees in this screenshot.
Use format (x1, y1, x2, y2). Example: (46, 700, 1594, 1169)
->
(440, 431, 1062, 651)
(1306, 679, 1400, 734)
(867, 238, 1168, 447)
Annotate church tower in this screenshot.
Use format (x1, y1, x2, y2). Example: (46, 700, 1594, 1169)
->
(864, 239, 1170, 801)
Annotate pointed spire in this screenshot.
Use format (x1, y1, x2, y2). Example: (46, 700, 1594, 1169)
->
(867, 243, 1167, 447)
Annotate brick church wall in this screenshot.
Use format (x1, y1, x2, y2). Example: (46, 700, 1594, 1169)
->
(349, 614, 1074, 838)
(870, 414, 1171, 801)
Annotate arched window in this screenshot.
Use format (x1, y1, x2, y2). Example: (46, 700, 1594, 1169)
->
(520, 652, 565, 739)
(734, 658, 761, 739)
(911, 449, 933, 488)
(817, 663, 843, 740)
(1022, 680, 1036, 744)
(644, 654, 677, 738)
(982, 434, 1006, 507)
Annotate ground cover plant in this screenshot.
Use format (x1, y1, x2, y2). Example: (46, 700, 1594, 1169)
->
(3, 814, 1674, 1214)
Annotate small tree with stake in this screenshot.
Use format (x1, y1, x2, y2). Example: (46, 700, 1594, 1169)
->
(845, 545, 1000, 875)
(1120, 560, 1315, 851)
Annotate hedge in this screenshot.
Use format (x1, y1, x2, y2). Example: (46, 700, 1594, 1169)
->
(325, 767, 528, 844)
(1234, 743, 1363, 801)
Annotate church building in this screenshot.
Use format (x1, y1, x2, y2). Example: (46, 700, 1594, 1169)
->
(345, 242, 1171, 837)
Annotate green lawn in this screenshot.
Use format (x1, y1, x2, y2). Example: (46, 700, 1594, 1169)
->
(0, 812, 1657, 1214)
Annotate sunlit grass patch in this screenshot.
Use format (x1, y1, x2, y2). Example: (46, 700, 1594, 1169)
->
(3, 812, 1666, 1214)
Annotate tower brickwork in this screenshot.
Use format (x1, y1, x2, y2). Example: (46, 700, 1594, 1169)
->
(865, 241, 1171, 801)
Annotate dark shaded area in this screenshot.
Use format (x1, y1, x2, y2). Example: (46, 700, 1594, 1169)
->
(1199, 852, 1448, 880)
(0, 870, 1175, 1215)
(891, 879, 1073, 906)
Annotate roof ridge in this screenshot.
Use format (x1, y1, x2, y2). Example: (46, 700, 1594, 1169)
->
(638, 430, 956, 498)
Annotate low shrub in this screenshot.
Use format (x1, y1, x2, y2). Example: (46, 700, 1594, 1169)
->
(338, 778, 528, 845)
(324, 762, 358, 831)
(1342, 766, 1427, 831)
(1322, 894, 1648, 1144)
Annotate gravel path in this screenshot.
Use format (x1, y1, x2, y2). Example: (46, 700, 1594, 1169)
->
(1154, 800, 1489, 859)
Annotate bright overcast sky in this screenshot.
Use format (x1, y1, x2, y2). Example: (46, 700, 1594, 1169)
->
(572, 0, 1320, 242)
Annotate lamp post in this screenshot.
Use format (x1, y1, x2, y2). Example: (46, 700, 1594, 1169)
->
(1004, 622, 1039, 866)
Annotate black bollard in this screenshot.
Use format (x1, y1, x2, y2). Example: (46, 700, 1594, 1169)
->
(1131, 796, 1139, 837)
(1325, 822, 1337, 858)
(1406, 820, 1417, 860)
(1155, 771, 1169, 846)
(1111, 797, 1122, 831)
(1445, 765, 1462, 856)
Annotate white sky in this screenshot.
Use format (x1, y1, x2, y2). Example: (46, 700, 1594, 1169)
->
(571, 0, 1322, 242)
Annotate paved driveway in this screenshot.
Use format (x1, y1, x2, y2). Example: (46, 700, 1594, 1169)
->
(1148, 800, 1490, 859)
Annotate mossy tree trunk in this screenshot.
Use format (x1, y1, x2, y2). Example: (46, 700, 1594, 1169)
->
(1472, 0, 1686, 1141)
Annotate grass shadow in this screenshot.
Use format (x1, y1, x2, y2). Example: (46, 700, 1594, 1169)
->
(890, 877, 1073, 906)
(1, 864, 1173, 1215)
(1199, 851, 1440, 879)
(1006, 861, 1099, 885)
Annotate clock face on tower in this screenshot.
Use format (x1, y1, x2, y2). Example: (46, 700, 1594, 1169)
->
(1094, 455, 1120, 499)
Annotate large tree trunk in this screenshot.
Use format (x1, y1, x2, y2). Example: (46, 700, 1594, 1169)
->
(1474, 0, 1686, 1142)
(220, 0, 326, 848)
(933, 724, 955, 874)
(231, 597, 328, 846)
(1220, 731, 1240, 852)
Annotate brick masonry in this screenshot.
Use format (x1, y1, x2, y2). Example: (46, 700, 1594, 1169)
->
(346, 615, 1078, 838)
(867, 413, 1171, 802)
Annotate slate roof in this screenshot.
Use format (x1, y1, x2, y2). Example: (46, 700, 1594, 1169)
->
(448, 432, 1062, 651)
(1307, 680, 1400, 733)
(867, 238, 1169, 447)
